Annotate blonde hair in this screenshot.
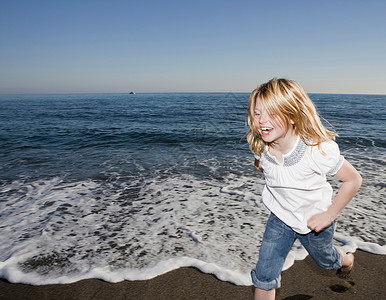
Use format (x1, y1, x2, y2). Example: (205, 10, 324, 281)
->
(247, 78, 337, 155)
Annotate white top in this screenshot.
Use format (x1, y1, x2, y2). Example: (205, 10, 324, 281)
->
(254, 136, 344, 234)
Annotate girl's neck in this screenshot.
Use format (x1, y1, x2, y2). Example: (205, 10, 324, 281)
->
(268, 129, 298, 162)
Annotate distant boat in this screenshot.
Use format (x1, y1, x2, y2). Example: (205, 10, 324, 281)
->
(129, 91, 136, 95)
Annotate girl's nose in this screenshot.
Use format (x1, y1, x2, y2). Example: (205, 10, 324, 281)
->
(259, 112, 268, 124)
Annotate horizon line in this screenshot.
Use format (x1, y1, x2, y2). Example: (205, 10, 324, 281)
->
(1, 91, 385, 96)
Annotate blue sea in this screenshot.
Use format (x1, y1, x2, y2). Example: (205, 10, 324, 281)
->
(0, 93, 385, 285)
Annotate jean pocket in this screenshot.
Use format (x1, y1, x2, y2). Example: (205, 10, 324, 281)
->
(308, 222, 335, 250)
(263, 214, 285, 242)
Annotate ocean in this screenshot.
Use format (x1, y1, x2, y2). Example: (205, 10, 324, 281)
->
(0, 93, 385, 285)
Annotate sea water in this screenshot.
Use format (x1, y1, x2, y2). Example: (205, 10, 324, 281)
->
(0, 93, 385, 285)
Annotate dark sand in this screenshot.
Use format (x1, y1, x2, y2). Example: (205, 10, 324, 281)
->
(1, 250, 385, 300)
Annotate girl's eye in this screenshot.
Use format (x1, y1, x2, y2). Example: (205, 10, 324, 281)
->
(254, 112, 261, 116)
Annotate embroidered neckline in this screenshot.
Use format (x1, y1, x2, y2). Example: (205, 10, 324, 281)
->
(263, 137, 307, 167)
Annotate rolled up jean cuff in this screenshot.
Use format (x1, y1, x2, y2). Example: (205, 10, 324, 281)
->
(251, 271, 281, 290)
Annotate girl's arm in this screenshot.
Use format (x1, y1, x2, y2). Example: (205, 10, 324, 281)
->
(307, 159, 362, 232)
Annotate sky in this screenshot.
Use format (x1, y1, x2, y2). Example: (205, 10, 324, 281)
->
(0, 0, 385, 94)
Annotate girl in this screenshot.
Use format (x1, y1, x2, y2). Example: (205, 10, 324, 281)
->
(246, 78, 362, 300)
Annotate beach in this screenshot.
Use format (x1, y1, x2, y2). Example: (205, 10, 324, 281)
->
(1, 250, 384, 300)
(1, 93, 385, 297)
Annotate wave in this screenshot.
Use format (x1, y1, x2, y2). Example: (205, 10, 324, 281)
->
(0, 170, 385, 286)
(1, 93, 385, 286)
(1, 237, 385, 286)
(338, 136, 386, 149)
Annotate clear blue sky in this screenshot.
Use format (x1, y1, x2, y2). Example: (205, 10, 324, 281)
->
(0, 0, 385, 94)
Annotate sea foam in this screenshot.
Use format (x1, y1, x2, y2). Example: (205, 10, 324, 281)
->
(1, 168, 385, 286)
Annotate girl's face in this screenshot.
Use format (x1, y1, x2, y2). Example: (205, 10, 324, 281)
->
(253, 99, 291, 144)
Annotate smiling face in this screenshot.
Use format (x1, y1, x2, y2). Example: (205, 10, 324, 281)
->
(253, 98, 293, 145)
(247, 78, 337, 156)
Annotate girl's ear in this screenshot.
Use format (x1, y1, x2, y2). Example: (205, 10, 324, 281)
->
(290, 119, 295, 125)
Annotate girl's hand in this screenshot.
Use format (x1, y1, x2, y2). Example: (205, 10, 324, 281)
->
(307, 211, 335, 233)
(308, 159, 362, 233)
(254, 159, 263, 172)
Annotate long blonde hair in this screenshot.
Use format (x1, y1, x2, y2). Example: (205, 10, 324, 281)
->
(247, 78, 337, 155)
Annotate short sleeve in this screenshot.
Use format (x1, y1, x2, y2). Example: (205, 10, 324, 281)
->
(310, 140, 344, 175)
(254, 153, 261, 161)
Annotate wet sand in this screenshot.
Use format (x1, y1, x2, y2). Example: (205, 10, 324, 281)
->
(0, 250, 385, 299)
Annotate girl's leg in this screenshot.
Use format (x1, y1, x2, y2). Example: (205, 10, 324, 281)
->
(337, 248, 354, 267)
(255, 287, 275, 300)
(251, 214, 295, 298)
(297, 222, 343, 270)
(336, 248, 354, 278)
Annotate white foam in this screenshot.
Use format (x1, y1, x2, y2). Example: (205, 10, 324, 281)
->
(0, 167, 385, 286)
(334, 232, 386, 255)
(2, 236, 384, 286)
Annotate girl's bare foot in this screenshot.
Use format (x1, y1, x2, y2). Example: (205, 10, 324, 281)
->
(337, 252, 354, 278)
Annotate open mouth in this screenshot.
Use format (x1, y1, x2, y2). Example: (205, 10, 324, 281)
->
(261, 127, 273, 135)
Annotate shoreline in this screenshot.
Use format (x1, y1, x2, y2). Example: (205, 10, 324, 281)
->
(1, 250, 385, 299)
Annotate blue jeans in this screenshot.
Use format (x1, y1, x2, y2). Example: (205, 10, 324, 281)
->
(251, 213, 343, 290)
